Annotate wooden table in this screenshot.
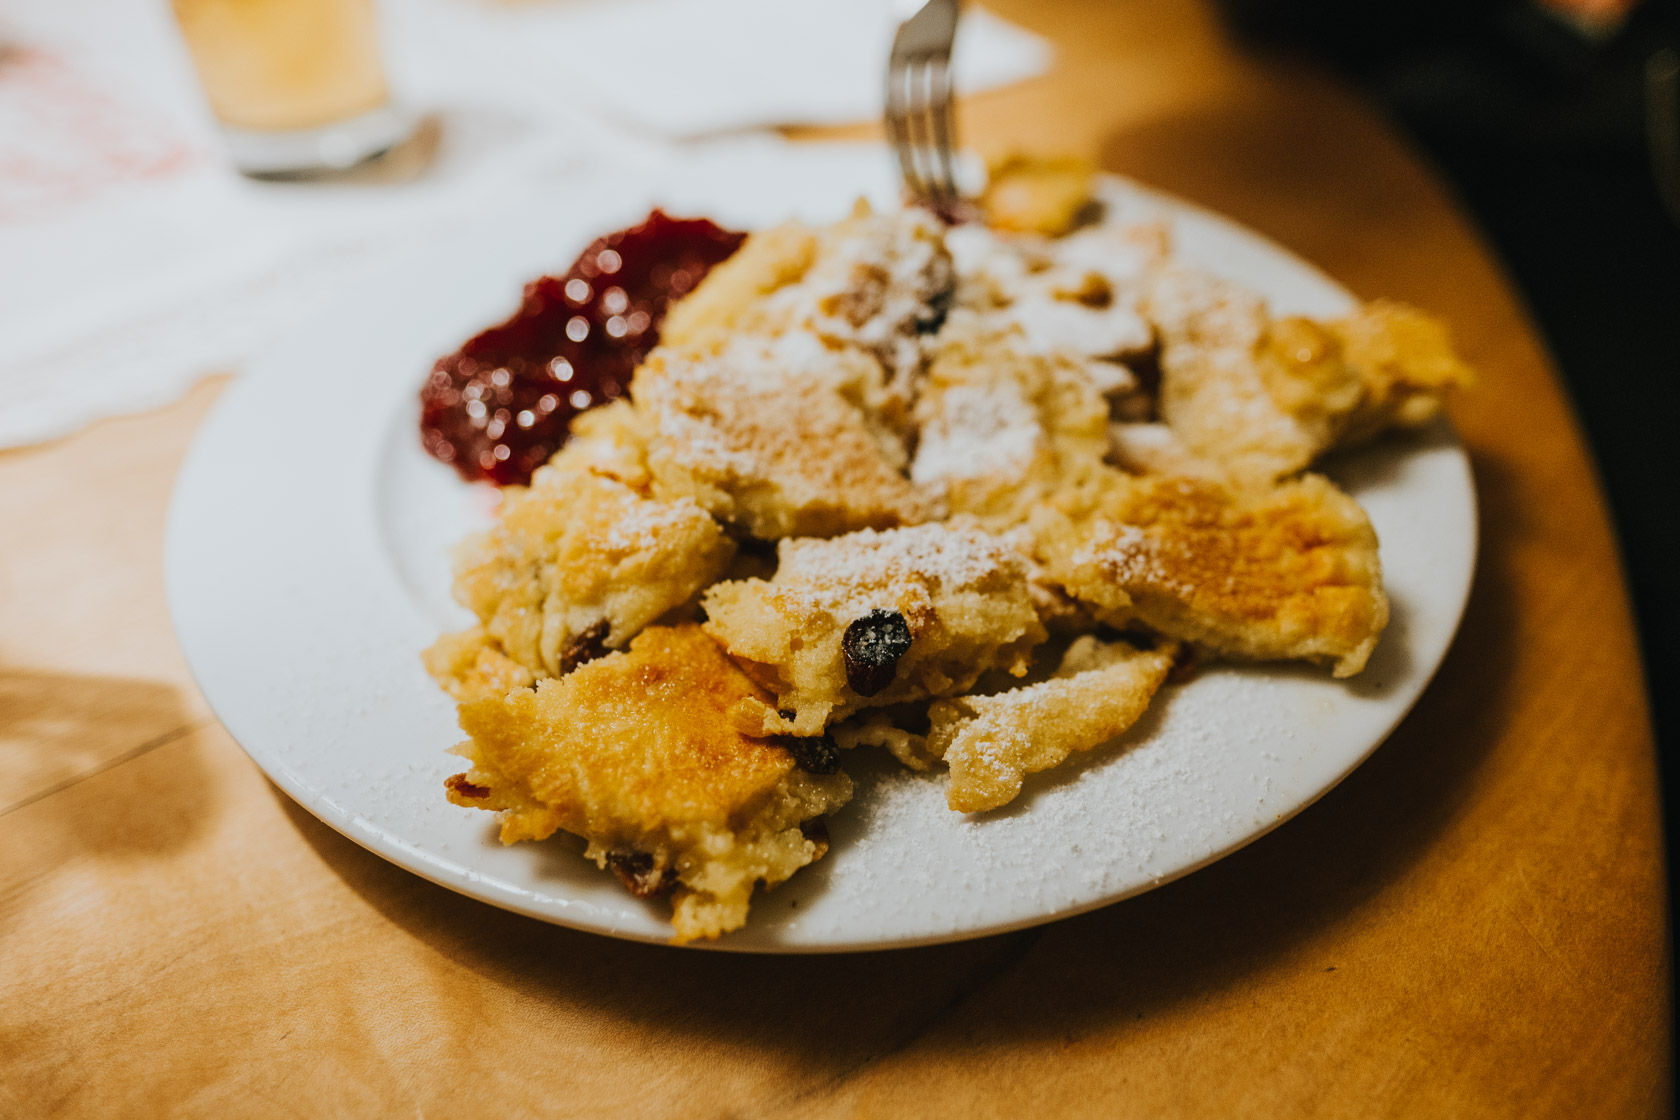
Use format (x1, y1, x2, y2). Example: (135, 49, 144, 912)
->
(1, 1, 1668, 1115)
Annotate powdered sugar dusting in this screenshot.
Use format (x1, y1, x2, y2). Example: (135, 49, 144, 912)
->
(910, 382, 1041, 483)
(779, 206, 953, 388)
(638, 333, 895, 481)
(1009, 294, 1151, 359)
(792, 665, 1313, 933)
(777, 523, 1022, 605)
(945, 217, 1161, 369)
(601, 496, 707, 553)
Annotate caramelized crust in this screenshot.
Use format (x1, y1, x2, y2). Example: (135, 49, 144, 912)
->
(702, 523, 1048, 735)
(445, 624, 851, 943)
(634, 334, 941, 539)
(1033, 470, 1388, 676)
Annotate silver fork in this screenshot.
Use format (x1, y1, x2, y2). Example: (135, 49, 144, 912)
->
(885, 0, 961, 212)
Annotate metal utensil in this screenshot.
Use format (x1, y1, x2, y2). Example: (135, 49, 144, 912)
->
(885, 0, 960, 210)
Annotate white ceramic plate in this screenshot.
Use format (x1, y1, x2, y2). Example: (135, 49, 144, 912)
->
(167, 168, 1476, 952)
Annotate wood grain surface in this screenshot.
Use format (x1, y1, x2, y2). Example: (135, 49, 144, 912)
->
(0, 1, 1669, 1116)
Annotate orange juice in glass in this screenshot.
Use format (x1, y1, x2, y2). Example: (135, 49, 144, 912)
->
(171, 0, 411, 176)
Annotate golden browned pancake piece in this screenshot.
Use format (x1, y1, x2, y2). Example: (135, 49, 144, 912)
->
(445, 624, 852, 943)
(666, 204, 953, 414)
(659, 220, 821, 349)
(1145, 264, 1476, 484)
(440, 451, 735, 687)
(1035, 471, 1388, 676)
(782, 203, 954, 399)
(422, 626, 536, 700)
(1329, 299, 1478, 445)
(929, 634, 1179, 812)
(635, 334, 941, 539)
(702, 523, 1047, 736)
(909, 317, 1111, 531)
(1144, 263, 1327, 484)
(981, 154, 1098, 236)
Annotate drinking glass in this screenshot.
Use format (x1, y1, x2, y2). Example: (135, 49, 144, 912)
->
(171, 0, 412, 177)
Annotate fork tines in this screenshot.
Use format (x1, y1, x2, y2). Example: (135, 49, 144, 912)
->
(886, 0, 960, 211)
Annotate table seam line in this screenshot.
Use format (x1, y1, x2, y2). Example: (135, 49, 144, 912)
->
(0, 716, 217, 819)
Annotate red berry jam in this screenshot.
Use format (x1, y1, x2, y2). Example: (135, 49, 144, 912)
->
(420, 210, 746, 486)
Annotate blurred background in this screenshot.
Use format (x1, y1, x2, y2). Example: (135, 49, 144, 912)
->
(1218, 0, 1680, 899)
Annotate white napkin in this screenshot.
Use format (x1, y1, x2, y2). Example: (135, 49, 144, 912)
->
(0, 0, 1048, 449)
(0, 0, 638, 447)
(456, 0, 1053, 138)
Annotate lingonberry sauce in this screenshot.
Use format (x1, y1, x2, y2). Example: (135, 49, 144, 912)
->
(420, 210, 746, 486)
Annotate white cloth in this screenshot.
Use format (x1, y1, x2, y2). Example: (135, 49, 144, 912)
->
(488, 0, 1051, 138)
(0, 0, 1048, 449)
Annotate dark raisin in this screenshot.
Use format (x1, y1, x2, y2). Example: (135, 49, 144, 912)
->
(736, 536, 779, 560)
(1072, 275, 1114, 309)
(559, 619, 610, 674)
(606, 850, 674, 899)
(799, 817, 830, 859)
(1127, 341, 1162, 397)
(1168, 644, 1200, 684)
(841, 609, 912, 696)
(444, 773, 490, 800)
(776, 732, 841, 775)
(1096, 625, 1157, 652)
(915, 285, 953, 335)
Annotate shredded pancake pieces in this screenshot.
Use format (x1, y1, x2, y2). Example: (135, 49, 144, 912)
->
(427, 181, 1473, 941)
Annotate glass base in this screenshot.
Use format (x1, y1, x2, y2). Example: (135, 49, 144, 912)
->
(221, 103, 414, 177)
